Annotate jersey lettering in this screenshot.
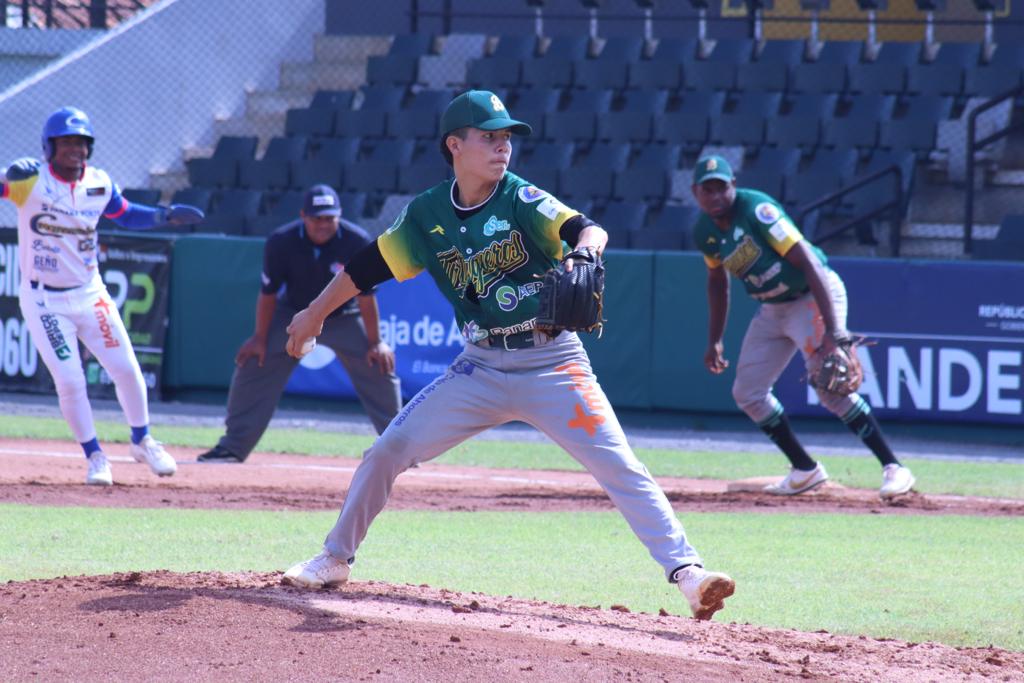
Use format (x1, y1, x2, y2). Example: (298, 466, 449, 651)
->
(436, 230, 528, 299)
(721, 235, 762, 279)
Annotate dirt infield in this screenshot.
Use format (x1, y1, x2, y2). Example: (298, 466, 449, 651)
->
(2, 438, 1023, 681)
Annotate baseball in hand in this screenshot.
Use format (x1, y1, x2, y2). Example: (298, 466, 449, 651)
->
(299, 338, 316, 357)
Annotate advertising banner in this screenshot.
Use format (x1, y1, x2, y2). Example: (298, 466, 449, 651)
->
(285, 274, 463, 401)
(0, 229, 172, 397)
(776, 259, 1024, 424)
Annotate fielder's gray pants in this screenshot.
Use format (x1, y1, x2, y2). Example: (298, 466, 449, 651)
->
(217, 304, 402, 459)
(323, 331, 702, 581)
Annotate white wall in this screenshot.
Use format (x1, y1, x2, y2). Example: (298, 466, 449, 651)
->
(0, 0, 324, 191)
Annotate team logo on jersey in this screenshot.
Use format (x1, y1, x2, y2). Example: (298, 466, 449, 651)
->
(437, 231, 529, 299)
(482, 216, 510, 236)
(86, 187, 106, 196)
(490, 94, 506, 112)
(93, 297, 120, 349)
(755, 202, 781, 225)
(430, 224, 445, 235)
(721, 235, 762, 279)
(495, 282, 542, 312)
(40, 314, 72, 361)
(517, 186, 546, 203)
(29, 213, 92, 237)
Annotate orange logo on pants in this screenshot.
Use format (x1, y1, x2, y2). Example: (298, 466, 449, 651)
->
(555, 362, 606, 437)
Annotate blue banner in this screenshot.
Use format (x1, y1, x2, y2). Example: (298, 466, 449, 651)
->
(777, 259, 1024, 424)
(285, 275, 463, 401)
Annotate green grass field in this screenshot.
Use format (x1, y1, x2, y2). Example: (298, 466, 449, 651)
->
(2, 505, 1022, 650)
(3, 414, 1022, 499)
(3, 413, 1023, 650)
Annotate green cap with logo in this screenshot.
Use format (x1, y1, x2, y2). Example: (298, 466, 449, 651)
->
(440, 90, 532, 137)
(694, 155, 735, 184)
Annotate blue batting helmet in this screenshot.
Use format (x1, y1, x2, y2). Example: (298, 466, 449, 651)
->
(42, 106, 95, 160)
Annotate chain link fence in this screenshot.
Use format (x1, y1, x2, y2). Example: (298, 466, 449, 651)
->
(0, 0, 1021, 258)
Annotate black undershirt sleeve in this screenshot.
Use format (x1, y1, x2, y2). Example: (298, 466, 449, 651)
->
(346, 240, 394, 293)
(559, 213, 598, 247)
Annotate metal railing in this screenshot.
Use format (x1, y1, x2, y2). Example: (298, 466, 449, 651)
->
(797, 164, 905, 256)
(0, 0, 150, 29)
(964, 84, 1024, 254)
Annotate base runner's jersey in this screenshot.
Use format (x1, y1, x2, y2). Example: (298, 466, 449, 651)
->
(378, 172, 579, 343)
(693, 188, 828, 304)
(2, 162, 127, 288)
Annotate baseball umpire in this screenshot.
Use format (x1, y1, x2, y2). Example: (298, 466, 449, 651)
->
(279, 90, 736, 621)
(197, 184, 402, 463)
(2, 106, 204, 485)
(691, 155, 915, 499)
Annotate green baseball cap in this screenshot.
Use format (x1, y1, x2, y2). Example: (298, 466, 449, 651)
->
(440, 90, 532, 137)
(694, 155, 735, 184)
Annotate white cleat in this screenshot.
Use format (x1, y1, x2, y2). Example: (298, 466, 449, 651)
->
(675, 565, 736, 621)
(282, 549, 351, 589)
(764, 463, 829, 496)
(880, 464, 916, 499)
(85, 451, 113, 486)
(129, 435, 177, 477)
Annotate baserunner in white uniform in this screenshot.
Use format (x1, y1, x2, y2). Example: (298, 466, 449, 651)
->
(279, 91, 736, 621)
(1, 106, 204, 485)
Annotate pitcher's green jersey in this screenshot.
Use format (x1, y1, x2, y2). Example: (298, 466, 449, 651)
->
(693, 188, 828, 304)
(378, 172, 579, 343)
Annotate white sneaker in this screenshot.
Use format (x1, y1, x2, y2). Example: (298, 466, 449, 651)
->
(282, 549, 351, 589)
(86, 451, 113, 486)
(129, 435, 177, 477)
(880, 464, 915, 499)
(764, 463, 829, 496)
(675, 565, 736, 621)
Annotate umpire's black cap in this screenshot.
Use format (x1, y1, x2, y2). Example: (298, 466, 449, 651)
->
(302, 184, 342, 217)
(440, 90, 532, 137)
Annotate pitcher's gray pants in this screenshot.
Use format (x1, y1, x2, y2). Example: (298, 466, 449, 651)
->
(323, 331, 702, 581)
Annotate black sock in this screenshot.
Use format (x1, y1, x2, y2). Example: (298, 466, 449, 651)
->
(758, 410, 817, 471)
(843, 405, 900, 467)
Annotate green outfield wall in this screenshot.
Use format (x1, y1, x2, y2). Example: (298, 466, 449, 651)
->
(163, 237, 754, 413)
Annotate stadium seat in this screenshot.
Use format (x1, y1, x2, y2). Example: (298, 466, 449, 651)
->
(654, 91, 726, 152)
(972, 214, 1024, 260)
(263, 136, 309, 163)
(465, 58, 521, 89)
(387, 33, 434, 57)
(542, 34, 590, 60)
(906, 63, 964, 96)
(309, 90, 356, 111)
(386, 89, 453, 139)
(285, 107, 335, 138)
(336, 86, 406, 139)
(346, 139, 416, 195)
(647, 203, 700, 234)
(289, 158, 345, 190)
(630, 227, 689, 251)
(366, 54, 419, 86)
(543, 89, 614, 143)
(200, 189, 262, 235)
(597, 200, 649, 237)
(573, 36, 644, 91)
(213, 136, 259, 161)
(491, 34, 538, 60)
(612, 144, 681, 204)
(597, 89, 669, 144)
(186, 157, 237, 189)
(964, 65, 1021, 98)
(309, 136, 361, 164)
(710, 92, 782, 147)
(739, 167, 785, 199)
(736, 39, 807, 93)
(170, 187, 213, 214)
(238, 159, 290, 191)
(122, 188, 161, 206)
(397, 157, 451, 194)
(848, 41, 921, 96)
(559, 142, 630, 200)
(745, 147, 802, 176)
(339, 191, 368, 220)
(878, 95, 954, 157)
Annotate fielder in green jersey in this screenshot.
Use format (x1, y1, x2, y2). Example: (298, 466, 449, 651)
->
(692, 155, 916, 499)
(279, 91, 736, 621)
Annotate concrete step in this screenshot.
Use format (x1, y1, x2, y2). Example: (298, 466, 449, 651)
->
(245, 88, 315, 118)
(991, 169, 1024, 187)
(280, 61, 367, 91)
(314, 34, 391, 64)
(211, 113, 286, 146)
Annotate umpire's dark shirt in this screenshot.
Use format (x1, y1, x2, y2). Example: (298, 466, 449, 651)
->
(261, 218, 374, 318)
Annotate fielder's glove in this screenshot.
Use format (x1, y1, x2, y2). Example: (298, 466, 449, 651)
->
(534, 246, 605, 336)
(807, 333, 865, 396)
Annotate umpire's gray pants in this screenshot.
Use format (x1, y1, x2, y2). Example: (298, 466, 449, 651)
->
(217, 304, 402, 459)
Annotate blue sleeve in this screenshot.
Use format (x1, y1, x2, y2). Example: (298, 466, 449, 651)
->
(109, 201, 164, 230)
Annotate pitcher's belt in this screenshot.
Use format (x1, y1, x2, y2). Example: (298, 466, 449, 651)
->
(30, 280, 80, 292)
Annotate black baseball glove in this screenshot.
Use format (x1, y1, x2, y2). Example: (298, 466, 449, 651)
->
(807, 333, 865, 396)
(534, 247, 605, 336)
